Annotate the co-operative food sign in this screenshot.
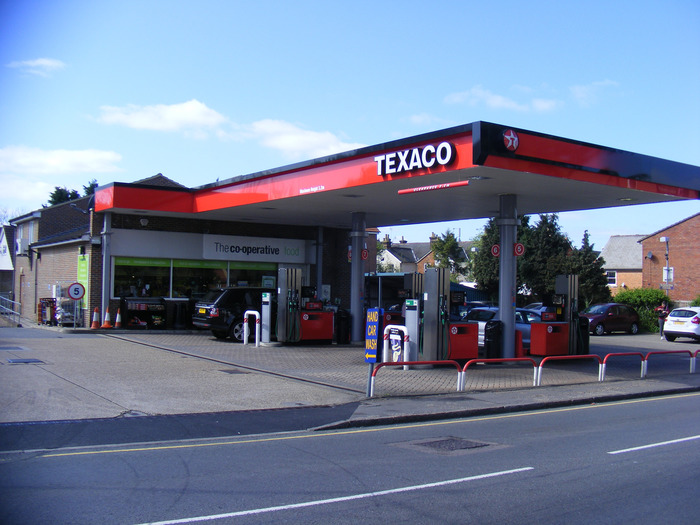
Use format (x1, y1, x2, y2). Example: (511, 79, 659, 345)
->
(203, 234, 307, 263)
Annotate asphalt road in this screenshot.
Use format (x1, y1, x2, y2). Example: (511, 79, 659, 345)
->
(2, 392, 699, 524)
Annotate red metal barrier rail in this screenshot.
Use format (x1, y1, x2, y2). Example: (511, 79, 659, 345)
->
(536, 354, 603, 386)
(461, 358, 538, 391)
(601, 352, 645, 381)
(369, 360, 462, 397)
(643, 350, 697, 377)
(368, 349, 700, 398)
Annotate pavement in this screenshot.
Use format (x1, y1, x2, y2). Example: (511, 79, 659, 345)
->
(1, 319, 700, 434)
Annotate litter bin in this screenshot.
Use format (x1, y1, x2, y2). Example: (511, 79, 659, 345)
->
(484, 320, 502, 359)
(576, 316, 590, 355)
(335, 309, 351, 344)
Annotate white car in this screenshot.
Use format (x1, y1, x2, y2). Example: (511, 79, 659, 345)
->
(663, 306, 700, 342)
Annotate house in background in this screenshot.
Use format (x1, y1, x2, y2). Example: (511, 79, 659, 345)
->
(0, 225, 16, 299)
(639, 212, 700, 304)
(378, 233, 474, 282)
(600, 235, 645, 296)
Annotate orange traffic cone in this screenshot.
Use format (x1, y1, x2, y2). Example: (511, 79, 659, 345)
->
(90, 308, 100, 329)
(114, 308, 122, 329)
(101, 308, 113, 329)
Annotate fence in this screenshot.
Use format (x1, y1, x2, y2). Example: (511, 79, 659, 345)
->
(0, 296, 21, 327)
(368, 350, 700, 397)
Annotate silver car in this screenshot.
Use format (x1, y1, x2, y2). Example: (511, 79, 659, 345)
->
(465, 307, 541, 348)
(663, 306, 700, 342)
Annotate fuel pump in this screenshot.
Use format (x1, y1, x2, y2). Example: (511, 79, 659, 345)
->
(554, 274, 588, 354)
(261, 292, 273, 344)
(277, 267, 302, 343)
(423, 268, 450, 361)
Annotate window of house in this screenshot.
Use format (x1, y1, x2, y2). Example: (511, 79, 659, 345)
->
(606, 270, 617, 286)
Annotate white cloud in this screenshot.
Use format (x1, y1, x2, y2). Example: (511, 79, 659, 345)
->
(6, 58, 66, 77)
(0, 146, 122, 174)
(444, 85, 559, 112)
(96, 98, 366, 158)
(98, 99, 227, 137)
(570, 79, 619, 106)
(248, 119, 366, 159)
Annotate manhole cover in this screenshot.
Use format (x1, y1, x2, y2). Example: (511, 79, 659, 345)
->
(393, 436, 494, 456)
(417, 437, 490, 452)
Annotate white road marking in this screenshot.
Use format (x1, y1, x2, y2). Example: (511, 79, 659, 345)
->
(608, 434, 700, 455)
(136, 467, 534, 524)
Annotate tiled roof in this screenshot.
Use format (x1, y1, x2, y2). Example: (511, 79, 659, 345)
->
(601, 235, 645, 270)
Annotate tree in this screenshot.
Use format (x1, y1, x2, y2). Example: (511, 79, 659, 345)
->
(519, 214, 572, 298)
(568, 231, 610, 307)
(431, 230, 467, 280)
(471, 218, 500, 298)
(471, 216, 532, 299)
(83, 179, 98, 196)
(375, 240, 393, 273)
(46, 186, 80, 207)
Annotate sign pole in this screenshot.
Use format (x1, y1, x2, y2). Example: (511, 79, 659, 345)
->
(366, 362, 375, 397)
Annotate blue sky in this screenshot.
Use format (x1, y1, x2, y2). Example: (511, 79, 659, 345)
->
(1, 0, 698, 250)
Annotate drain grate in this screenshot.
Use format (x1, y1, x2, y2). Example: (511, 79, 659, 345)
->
(417, 437, 490, 452)
(7, 358, 45, 364)
(0, 346, 25, 351)
(220, 368, 249, 375)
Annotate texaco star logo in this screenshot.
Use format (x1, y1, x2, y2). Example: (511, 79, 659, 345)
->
(503, 129, 519, 152)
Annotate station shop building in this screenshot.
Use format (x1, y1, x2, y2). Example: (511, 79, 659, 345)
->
(10, 121, 700, 352)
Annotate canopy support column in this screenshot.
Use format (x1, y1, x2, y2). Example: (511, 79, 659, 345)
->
(497, 194, 519, 358)
(350, 212, 366, 343)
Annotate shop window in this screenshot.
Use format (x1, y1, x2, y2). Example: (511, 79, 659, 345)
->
(172, 260, 227, 300)
(228, 262, 277, 288)
(114, 257, 170, 298)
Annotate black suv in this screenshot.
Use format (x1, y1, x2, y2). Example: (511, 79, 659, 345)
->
(192, 287, 275, 341)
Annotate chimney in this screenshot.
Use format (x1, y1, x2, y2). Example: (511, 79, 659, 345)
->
(399, 236, 408, 244)
(382, 234, 391, 249)
(429, 232, 439, 245)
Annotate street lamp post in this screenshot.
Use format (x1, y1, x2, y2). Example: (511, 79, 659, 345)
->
(660, 236, 670, 296)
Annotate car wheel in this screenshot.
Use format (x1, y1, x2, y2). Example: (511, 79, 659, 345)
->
(594, 324, 605, 336)
(664, 333, 677, 342)
(628, 323, 639, 335)
(229, 319, 244, 342)
(212, 330, 227, 339)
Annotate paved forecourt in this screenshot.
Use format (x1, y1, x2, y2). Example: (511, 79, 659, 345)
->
(1, 325, 699, 425)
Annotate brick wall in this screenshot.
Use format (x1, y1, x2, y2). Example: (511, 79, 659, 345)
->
(641, 213, 700, 303)
(609, 270, 643, 296)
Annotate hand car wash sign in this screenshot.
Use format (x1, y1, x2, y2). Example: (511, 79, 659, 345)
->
(203, 234, 306, 264)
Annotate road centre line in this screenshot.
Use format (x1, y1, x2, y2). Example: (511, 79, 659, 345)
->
(41, 391, 700, 459)
(135, 467, 534, 525)
(608, 434, 700, 455)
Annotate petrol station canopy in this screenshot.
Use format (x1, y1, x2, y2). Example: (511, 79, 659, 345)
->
(95, 121, 700, 227)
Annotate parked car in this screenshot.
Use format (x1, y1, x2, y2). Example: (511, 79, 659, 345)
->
(465, 307, 541, 348)
(192, 287, 275, 341)
(662, 306, 700, 342)
(580, 303, 640, 336)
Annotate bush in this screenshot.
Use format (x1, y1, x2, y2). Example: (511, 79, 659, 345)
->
(691, 295, 700, 307)
(614, 288, 671, 333)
